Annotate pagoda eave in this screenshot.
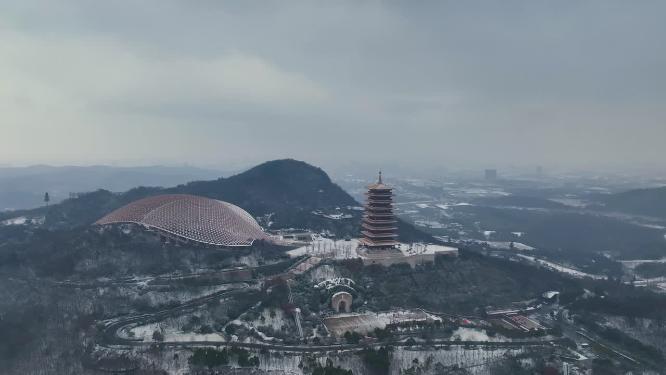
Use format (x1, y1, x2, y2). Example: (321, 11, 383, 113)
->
(361, 231, 399, 238)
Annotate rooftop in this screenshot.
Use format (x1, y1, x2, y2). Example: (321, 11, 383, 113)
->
(96, 194, 269, 247)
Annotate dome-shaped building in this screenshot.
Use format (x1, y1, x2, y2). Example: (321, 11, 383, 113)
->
(95, 194, 269, 247)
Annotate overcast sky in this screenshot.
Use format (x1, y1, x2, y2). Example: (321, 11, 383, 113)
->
(1, 1, 665, 172)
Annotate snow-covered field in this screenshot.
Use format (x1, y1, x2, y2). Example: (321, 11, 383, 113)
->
(396, 242, 458, 256)
(391, 346, 525, 375)
(287, 238, 458, 260)
(435, 202, 472, 210)
(619, 258, 666, 270)
(488, 241, 534, 251)
(450, 327, 503, 342)
(234, 308, 291, 342)
(455, 238, 535, 251)
(324, 310, 441, 336)
(286, 238, 360, 259)
(124, 284, 238, 309)
(415, 220, 446, 229)
(2, 216, 27, 225)
(604, 315, 666, 354)
(307, 264, 342, 283)
(517, 254, 604, 279)
(1, 216, 43, 225)
(257, 345, 527, 375)
(127, 322, 227, 342)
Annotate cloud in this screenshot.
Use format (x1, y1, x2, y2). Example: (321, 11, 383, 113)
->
(1, 1, 665, 170)
(0, 30, 327, 113)
(0, 28, 329, 165)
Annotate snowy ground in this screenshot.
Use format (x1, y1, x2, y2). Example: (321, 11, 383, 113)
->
(256, 308, 290, 332)
(619, 258, 666, 270)
(259, 345, 527, 375)
(396, 242, 458, 256)
(1, 215, 45, 225)
(286, 238, 360, 259)
(414, 220, 446, 229)
(603, 315, 666, 355)
(435, 202, 472, 210)
(453, 238, 535, 251)
(234, 308, 291, 342)
(286, 238, 458, 260)
(307, 264, 342, 283)
(324, 310, 441, 336)
(2, 216, 27, 225)
(391, 346, 526, 375)
(517, 254, 604, 279)
(488, 241, 534, 251)
(123, 283, 239, 309)
(450, 327, 505, 342)
(127, 322, 227, 342)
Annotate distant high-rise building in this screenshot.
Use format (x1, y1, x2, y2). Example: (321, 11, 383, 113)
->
(359, 172, 398, 249)
(484, 169, 498, 181)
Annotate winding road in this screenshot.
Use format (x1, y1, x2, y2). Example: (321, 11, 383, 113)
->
(96, 281, 562, 354)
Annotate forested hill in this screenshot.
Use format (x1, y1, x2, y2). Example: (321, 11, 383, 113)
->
(603, 186, 666, 218)
(2, 159, 432, 242)
(167, 159, 357, 215)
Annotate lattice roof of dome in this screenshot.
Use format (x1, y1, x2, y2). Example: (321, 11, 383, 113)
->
(95, 194, 269, 247)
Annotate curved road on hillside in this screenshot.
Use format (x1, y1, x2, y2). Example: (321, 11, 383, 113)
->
(87, 255, 564, 361)
(97, 285, 561, 354)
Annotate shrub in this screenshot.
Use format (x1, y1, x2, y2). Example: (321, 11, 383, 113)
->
(189, 348, 229, 368)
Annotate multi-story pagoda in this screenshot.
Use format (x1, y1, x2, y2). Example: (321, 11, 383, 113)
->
(359, 172, 398, 249)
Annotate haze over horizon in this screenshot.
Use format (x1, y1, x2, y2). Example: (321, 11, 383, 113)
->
(2, 1, 665, 172)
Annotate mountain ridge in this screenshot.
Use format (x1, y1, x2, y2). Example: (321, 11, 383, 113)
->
(3, 159, 433, 243)
(603, 186, 666, 218)
(168, 159, 357, 215)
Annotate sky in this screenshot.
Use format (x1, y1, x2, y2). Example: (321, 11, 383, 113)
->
(1, 1, 665, 173)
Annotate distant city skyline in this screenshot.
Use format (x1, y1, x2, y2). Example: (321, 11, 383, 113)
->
(2, 1, 665, 171)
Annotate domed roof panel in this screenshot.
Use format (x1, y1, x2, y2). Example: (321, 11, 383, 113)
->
(96, 194, 268, 247)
